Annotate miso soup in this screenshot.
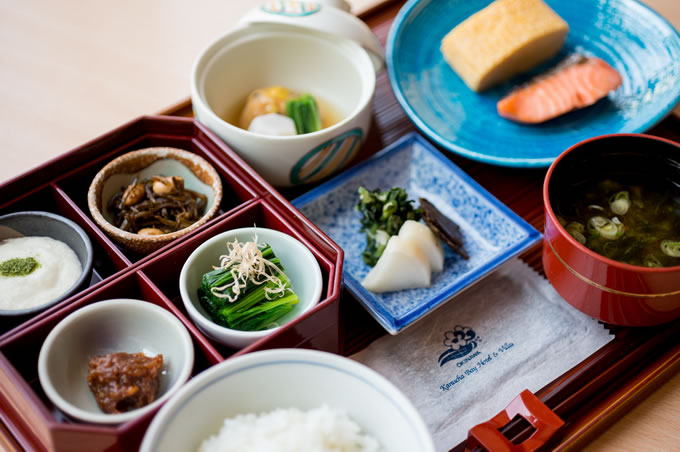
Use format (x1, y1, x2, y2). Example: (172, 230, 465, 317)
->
(556, 178, 680, 267)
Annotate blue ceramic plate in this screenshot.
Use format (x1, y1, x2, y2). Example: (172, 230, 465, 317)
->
(293, 133, 542, 334)
(387, 0, 680, 167)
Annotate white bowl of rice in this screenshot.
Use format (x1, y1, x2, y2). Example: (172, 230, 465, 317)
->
(140, 349, 434, 452)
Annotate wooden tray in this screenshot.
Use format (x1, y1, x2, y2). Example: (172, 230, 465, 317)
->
(162, 2, 680, 450)
(346, 3, 680, 450)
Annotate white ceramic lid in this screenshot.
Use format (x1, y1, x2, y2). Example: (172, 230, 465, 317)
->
(238, 0, 384, 72)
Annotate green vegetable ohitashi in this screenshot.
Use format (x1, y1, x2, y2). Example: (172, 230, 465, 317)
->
(198, 238, 299, 331)
(356, 187, 423, 266)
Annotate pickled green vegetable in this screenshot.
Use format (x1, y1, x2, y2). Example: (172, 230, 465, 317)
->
(356, 186, 422, 266)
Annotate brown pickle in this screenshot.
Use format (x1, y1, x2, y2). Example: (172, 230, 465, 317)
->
(420, 197, 469, 259)
(108, 176, 207, 234)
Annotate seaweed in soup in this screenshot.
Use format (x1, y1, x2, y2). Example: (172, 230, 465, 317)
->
(556, 178, 680, 267)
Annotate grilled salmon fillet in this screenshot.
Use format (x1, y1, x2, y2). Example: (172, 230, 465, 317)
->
(497, 55, 623, 124)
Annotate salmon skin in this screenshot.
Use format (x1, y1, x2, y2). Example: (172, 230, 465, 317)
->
(496, 55, 623, 124)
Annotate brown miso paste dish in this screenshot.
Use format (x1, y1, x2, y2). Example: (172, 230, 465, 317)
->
(87, 352, 163, 414)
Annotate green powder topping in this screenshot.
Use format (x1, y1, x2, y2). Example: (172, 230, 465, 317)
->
(0, 257, 41, 277)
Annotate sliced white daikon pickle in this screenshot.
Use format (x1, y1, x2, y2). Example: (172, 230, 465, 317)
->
(361, 235, 431, 293)
(398, 220, 444, 272)
(248, 113, 297, 136)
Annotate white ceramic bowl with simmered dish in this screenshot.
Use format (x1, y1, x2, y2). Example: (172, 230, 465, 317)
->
(140, 349, 435, 452)
(37, 299, 194, 424)
(88, 147, 223, 254)
(191, 12, 380, 187)
(179, 227, 323, 349)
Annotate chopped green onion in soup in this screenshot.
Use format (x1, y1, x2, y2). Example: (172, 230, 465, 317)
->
(644, 254, 662, 268)
(609, 191, 631, 215)
(587, 216, 623, 240)
(565, 222, 586, 245)
(661, 240, 680, 258)
(555, 178, 680, 267)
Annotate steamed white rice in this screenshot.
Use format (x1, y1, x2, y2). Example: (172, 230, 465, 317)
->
(197, 405, 380, 452)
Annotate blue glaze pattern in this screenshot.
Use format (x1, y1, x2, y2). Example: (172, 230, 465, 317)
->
(293, 133, 542, 334)
(386, 0, 680, 167)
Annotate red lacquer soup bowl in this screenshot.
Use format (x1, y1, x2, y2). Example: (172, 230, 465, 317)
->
(543, 134, 680, 326)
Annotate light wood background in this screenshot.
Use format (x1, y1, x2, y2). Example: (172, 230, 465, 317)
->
(0, 0, 678, 450)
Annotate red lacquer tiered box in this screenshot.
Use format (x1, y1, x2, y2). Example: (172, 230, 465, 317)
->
(0, 116, 343, 451)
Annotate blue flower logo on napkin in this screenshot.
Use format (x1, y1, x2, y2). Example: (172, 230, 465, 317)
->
(438, 326, 479, 367)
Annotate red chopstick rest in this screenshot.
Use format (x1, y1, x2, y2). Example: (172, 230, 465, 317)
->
(466, 389, 564, 452)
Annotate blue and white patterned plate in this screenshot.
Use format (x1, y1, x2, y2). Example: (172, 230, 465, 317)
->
(387, 0, 680, 167)
(293, 133, 542, 334)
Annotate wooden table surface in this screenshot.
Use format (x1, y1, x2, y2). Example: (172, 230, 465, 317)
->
(0, 0, 678, 450)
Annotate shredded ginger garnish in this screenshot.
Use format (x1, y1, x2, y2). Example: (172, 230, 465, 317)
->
(210, 235, 288, 303)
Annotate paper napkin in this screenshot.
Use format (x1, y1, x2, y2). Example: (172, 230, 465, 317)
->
(351, 258, 613, 451)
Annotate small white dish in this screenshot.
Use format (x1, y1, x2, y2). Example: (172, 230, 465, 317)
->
(140, 349, 435, 452)
(37, 299, 194, 424)
(179, 227, 323, 349)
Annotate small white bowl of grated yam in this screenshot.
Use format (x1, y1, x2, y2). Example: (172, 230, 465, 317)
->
(140, 349, 434, 452)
